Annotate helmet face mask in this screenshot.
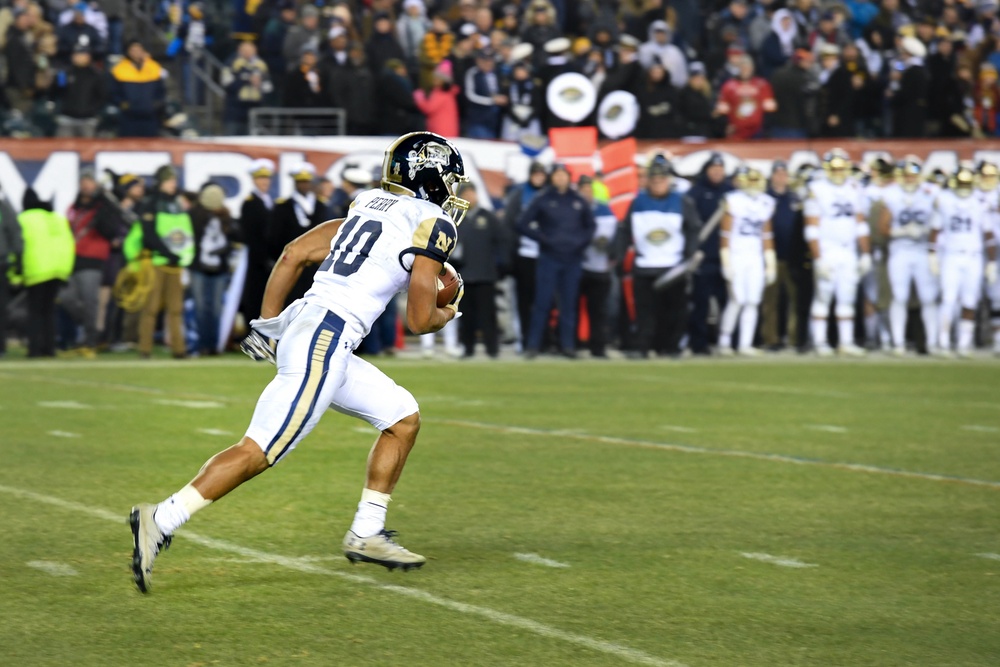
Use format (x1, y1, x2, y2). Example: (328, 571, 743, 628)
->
(952, 168, 975, 198)
(823, 149, 851, 185)
(898, 156, 922, 192)
(734, 166, 765, 195)
(977, 161, 999, 191)
(381, 131, 471, 225)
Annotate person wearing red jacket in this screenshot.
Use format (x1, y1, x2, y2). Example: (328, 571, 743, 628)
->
(414, 60, 461, 137)
(715, 55, 777, 139)
(60, 168, 118, 357)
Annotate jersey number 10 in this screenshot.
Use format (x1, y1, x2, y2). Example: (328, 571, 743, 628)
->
(319, 215, 383, 277)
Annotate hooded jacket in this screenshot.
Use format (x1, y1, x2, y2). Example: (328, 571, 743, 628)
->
(638, 21, 687, 88)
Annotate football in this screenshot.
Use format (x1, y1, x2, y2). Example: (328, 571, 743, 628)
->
(436, 262, 460, 307)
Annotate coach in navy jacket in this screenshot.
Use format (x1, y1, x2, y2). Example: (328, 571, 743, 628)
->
(516, 164, 596, 358)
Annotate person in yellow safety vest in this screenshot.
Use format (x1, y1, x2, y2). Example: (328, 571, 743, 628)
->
(131, 164, 194, 359)
(15, 189, 75, 358)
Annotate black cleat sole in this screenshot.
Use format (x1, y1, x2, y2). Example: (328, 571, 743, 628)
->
(344, 551, 424, 571)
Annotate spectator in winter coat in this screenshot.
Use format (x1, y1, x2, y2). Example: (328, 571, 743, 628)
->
(54, 43, 105, 136)
(520, 0, 560, 66)
(366, 12, 406, 78)
(283, 45, 324, 108)
(337, 43, 378, 136)
(414, 60, 460, 137)
(4, 8, 38, 113)
(715, 54, 776, 139)
(501, 60, 543, 142)
(378, 58, 426, 135)
(890, 36, 930, 138)
(111, 40, 166, 137)
(318, 25, 350, 102)
(260, 0, 297, 82)
(221, 40, 272, 135)
(56, 2, 104, 64)
(768, 49, 818, 138)
(419, 13, 455, 90)
(282, 5, 320, 67)
(758, 8, 801, 78)
(638, 20, 687, 89)
(635, 62, 680, 138)
(189, 183, 240, 356)
(676, 62, 719, 138)
(397, 0, 428, 69)
(463, 48, 504, 138)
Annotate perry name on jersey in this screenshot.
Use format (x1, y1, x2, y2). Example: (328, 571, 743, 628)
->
(723, 190, 775, 256)
(304, 188, 458, 340)
(803, 179, 866, 250)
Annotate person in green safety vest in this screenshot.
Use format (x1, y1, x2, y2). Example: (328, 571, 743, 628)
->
(16, 189, 75, 358)
(134, 164, 194, 358)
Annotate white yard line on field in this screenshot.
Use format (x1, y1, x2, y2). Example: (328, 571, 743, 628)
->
(962, 425, 1000, 434)
(154, 399, 225, 409)
(0, 484, 684, 667)
(659, 425, 698, 434)
(26, 560, 79, 576)
(432, 419, 1000, 490)
(196, 428, 233, 437)
(37, 400, 91, 409)
(740, 553, 818, 569)
(805, 425, 849, 434)
(976, 553, 1000, 561)
(514, 553, 570, 569)
(47, 431, 80, 438)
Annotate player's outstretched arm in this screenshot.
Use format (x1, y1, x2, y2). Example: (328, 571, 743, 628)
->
(260, 218, 344, 319)
(407, 254, 457, 334)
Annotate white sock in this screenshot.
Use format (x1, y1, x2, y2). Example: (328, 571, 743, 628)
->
(420, 333, 435, 351)
(443, 319, 459, 349)
(838, 319, 854, 347)
(864, 313, 877, 346)
(890, 302, 907, 349)
(738, 305, 758, 351)
(812, 318, 828, 348)
(921, 305, 938, 351)
(350, 488, 391, 538)
(154, 484, 211, 535)
(958, 319, 975, 352)
(720, 301, 740, 349)
(939, 307, 952, 350)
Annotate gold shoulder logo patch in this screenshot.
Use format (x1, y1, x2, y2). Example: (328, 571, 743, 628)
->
(434, 230, 454, 253)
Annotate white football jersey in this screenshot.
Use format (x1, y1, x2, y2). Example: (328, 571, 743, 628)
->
(804, 179, 867, 251)
(305, 188, 458, 339)
(723, 190, 775, 256)
(932, 190, 991, 255)
(975, 187, 1000, 240)
(880, 183, 936, 249)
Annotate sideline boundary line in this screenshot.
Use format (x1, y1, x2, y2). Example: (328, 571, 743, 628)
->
(432, 419, 1000, 490)
(0, 484, 683, 667)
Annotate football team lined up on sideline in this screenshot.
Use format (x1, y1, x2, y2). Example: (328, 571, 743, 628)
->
(621, 149, 999, 360)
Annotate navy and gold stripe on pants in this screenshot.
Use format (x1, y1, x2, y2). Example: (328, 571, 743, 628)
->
(263, 311, 344, 465)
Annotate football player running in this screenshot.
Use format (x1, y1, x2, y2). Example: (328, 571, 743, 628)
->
(717, 166, 776, 356)
(129, 132, 469, 592)
(930, 164, 998, 357)
(804, 149, 873, 356)
(879, 156, 939, 355)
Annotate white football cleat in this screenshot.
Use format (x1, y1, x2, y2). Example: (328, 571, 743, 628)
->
(343, 529, 426, 571)
(891, 346, 907, 358)
(717, 346, 735, 357)
(737, 347, 762, 357)
(814, 344, 835, 358)
(837, 344, 867, 357)
(129, 504, 172, 593)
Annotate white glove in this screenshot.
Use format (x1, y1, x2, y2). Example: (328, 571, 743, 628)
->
(987, 261, 999, 285)
(857, 253, 873, 277)
(720, 247, 733, 282)
(764, 249, 777, 286)
(240, 330, 276, 365)
(928, 252, 940, 277)
(815, 257, 832, 280)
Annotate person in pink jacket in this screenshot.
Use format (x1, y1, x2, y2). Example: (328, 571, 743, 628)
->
(414, 60, 460, 137)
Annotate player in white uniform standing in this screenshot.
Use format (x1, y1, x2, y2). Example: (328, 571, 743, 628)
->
(975, 162, 1000, 354)
(930, 165, 998, 356)
(879, 156, 939, 355)
(804, 149, 873, 356)
(129, 132, 470, 592)
(718, 166, 776, 356)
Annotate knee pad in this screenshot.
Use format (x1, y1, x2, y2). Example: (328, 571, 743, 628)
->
(811, 302, 829, 319)
(835, 305, 854, 319)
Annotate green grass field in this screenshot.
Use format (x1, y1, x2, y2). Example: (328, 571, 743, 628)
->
(1, 354, 999, 666)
